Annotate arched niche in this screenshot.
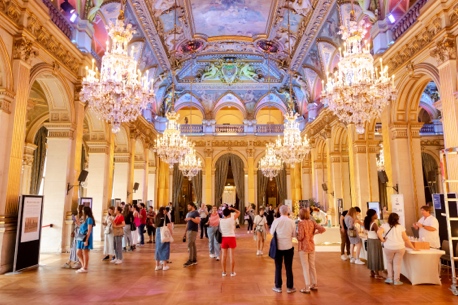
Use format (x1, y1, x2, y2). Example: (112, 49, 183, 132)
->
(114, 126, 130, 153)
(213, 92, 246, 119)
(255, 106, 284, 124)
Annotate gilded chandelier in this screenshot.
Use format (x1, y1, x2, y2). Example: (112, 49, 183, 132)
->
(260, 143, 283, 181)
(80, 2, 154, 133)
(154, 111, 190, 168)
(321, 9, 396, 134)
(274, 112, 311, 168)
(179, 143, 202, 180)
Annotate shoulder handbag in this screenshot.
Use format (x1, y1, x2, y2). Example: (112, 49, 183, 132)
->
(75, 231, 87, 241)
(348, 227, 357, 238)
(215, 224, 223, 244)
(269, 231, 278, 259)
(160, 219, 174, 243)
(381, 226, 394, 247)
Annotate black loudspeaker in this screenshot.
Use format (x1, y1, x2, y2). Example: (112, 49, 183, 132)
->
(78, 170, 89, 183)
(378, 170, 388, 184)
(322, 183, 328, 192)
(133, 182, 139, 191)
(427, 170, 436, 183)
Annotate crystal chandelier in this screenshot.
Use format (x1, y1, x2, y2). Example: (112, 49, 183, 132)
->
(258, 50, 283, 179)
(179, 143, 202, 180)
(154, 111, 190, 168)
(260, 143, 283, 181)
(274, 112, 311, 168)
(177, 44, 202, 179)
(321, 2, 396, 134)
(80, 0, 154, 133)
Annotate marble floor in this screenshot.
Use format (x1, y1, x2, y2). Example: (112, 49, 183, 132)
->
(0, 225, 455, 305)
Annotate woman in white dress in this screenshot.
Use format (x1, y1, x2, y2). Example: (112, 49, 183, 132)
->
(253, 208, 268, 256)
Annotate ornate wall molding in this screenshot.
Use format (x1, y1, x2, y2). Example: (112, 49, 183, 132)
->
(0, 89, 14, 113)
(86, 141, 110, 154)
(13, 35, 39, 64)
(390, 124, 409, 140)
(44, 122, 74, 138)
(114, 153, 130, 163)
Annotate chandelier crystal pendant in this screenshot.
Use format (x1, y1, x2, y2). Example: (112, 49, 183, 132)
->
(179, 143, 202, 180)
(321, 5, 396, 134)
(154, 111, 190, 168)
(80, 0, 154, 133)
(274, 112, 311, 168)
(260, 143, 283, 181)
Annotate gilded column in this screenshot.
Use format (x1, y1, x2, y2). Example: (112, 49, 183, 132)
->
(301, 157, 312, 200)
(330, 153, 342, 225)
(20, 143, 37, 195)
(126, 133, 136, 203)
(0, 36, 36, 273)
(112, 153, 129, 202)
(204, 145, 213, 205)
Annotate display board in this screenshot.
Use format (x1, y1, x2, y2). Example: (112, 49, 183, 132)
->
(13, 195, 44, 272)
(391, 194, 405, 228)
(80, 197, 93, 208)
(367, 201, 382, 220)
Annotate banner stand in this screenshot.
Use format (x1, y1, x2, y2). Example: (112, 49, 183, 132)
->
(11, 195, 44, 273)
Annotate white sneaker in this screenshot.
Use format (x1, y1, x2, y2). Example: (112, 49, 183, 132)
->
(355, 259, 365, 265)
(114, 260, 123, 265)
(110, 259, 117, 264)
(341, 254, 348, 261)
(155, 266, 162, 271)
(216, 257, 220, 261)
(247, 231, 249, 234)
(210, 254, 215, 258)
(260, 251, 263, 255)
(162, 266, 170, 271)
(256, 250, 260, 256)
(350, 257, 355, 264)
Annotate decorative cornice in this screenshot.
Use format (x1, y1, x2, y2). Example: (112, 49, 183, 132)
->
(410, 122, 425, 138)
(390, 124, 408, 140)
(86, 141, 110, 154)
(114, 153, 130, 163)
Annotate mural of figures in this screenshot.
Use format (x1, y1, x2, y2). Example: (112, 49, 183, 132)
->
(288, 0, 312, 17)
(190, 0, 270, 37)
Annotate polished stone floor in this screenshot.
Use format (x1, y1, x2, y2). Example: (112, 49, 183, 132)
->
(0, 225, 456, 304)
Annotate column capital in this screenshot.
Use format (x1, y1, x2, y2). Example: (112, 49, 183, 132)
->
(430, 36, 457, 66)
(0, 89, 15, 114)
(23, 143, 37, 166)
(13, 35, 39, 65)
(86, 141, 110, 154)
(134, 161, 146, 169)
(44, 122, 75, 139)
(148, 167, 156, 175)
(114, 153, 130, 163)
(353, 141, 367, 154)
(390, 123, 408, 140)
(410, 122, 425, 138)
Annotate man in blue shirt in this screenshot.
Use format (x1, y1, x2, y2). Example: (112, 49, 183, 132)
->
(184, 203, 201, 267)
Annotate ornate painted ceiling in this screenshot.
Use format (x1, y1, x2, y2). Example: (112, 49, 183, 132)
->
(81, 0, 385, 122)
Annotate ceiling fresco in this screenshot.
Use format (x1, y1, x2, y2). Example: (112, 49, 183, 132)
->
(80, 0, 382, 124)
(190, 0, 274, 38)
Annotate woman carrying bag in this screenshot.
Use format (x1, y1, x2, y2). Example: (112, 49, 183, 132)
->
(154, 207, 173, 271)
(112, 206, 125, 265)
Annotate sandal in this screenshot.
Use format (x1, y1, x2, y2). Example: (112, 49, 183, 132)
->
(300, 288, 310, 294)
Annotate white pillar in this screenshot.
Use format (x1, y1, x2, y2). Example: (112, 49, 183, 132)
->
(112, 154, 129, 202)
(86, 142, 111, 241)
(41, 131, 73, 253)
(147, 167, 156, 205)
(286, 167, 292, 201)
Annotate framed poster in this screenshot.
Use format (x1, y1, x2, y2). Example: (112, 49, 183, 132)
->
(14, 195, 44, 272)
(391, 194, 405, 228)
(79, 197, 93, 208)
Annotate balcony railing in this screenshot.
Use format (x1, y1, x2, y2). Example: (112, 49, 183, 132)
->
(255, 124, 284, 134)
(42, 0, 74, 39)
(180, 124, 203, 134)
(215, 125, 244, 134)
(374, 122, 443, 136)
(391, 0, 428, 41)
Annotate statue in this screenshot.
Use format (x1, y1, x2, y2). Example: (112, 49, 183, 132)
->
(358, 0, 378, 22)
(273, 86, 296, 112)
(239, 63, 259, 81)
(295, 74, 310, 103)
(198, 90, 216, 119)
(243, 90, 256, 119)
(289, 0, 312, 17)
(201, 63, 220, 81)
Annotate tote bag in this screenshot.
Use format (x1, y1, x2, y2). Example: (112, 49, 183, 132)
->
(160, 220, 174, 243)
(269, 231, 278, 259)
(215, 224, 223, 244)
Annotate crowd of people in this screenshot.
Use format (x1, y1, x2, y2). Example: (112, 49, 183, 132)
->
(63, 201, 441, 292)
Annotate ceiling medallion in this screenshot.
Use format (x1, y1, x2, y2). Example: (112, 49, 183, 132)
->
(321, 3, 397, 134)
(80, 0, 154, 133)
(178, 39, 205, 55)
(256, 40, 281, 54)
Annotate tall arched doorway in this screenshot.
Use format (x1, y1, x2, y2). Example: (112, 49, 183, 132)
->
(172, 164, 202, 224)
(257, 167, 287, 208)
(214, 154, 245, 219)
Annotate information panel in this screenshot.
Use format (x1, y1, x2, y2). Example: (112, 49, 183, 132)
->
(13, 195, 44, 272)
(391, 194, 405, 228)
